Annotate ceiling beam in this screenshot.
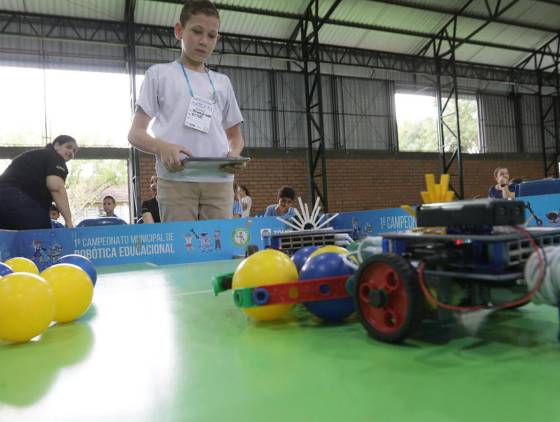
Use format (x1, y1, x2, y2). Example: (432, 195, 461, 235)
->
(516, 32, 560, 69)
(1, 9, 558, 88)
(368, 0, 559, 33)
(418, 0, 523, 58)
(1, 5, 556, 59)
(289, 0, 343, 42)
(152, 0, 303, 20)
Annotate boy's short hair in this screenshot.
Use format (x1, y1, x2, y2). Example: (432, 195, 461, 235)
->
(180, 0, 220, 26)
(49, 204, 59, 212)
(103, 195, 116, 203)
(277, 186, 296, 200)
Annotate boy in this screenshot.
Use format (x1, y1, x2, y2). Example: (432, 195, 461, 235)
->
(264, 186, 297, 218)
(128, 0, 244, 222)
(49, 204, 61, 221)
(488, 167, 515, 199)
(103, 195, 118, 217)
(141, 175, 161, 223)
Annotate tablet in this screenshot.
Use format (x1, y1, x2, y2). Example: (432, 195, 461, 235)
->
(181, 156, 250, 168)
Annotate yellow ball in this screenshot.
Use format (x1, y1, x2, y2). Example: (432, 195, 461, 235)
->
(309, 245, 349, 259)
(4, 257, 39, 275)
(40, 264, 94, 323)
(0, 273, 55, 343)
(232, 249, 298, 321)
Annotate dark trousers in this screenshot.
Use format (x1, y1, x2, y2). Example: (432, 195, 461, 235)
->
(0, 185, 51, 230)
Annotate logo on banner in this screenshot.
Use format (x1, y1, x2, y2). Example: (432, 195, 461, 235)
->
(232, 228, 250, 246)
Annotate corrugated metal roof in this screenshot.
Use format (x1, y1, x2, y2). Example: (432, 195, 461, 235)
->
(1, 0, 559, 70)
(220, 10, 294, 39)
(135, 0, 181, 27)
(216, 0, 307, 15)
(468, 0, 560, 29)
(4, 0, 125, 21)
(321, 25, 426, 55)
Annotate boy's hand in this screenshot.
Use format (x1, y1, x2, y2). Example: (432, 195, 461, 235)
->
(159, 142, 192, 171)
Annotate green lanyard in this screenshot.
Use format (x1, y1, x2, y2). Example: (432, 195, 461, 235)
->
(179, 63, 217, 101)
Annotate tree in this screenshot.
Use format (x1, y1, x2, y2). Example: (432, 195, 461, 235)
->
(398, 97, 480, 153)
(66, 160, 128, 223)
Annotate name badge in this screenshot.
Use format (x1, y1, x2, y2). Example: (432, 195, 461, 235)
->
(185, 95, 214, 133)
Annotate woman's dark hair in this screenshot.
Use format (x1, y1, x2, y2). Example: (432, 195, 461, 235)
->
(239, 185, 250, 197)
(51, 135, 78, 147)
(180, 0, 220, 27)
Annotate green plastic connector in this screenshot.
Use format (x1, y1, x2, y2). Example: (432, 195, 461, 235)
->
(233, 287, 255, 308)
(345, 274, 356, 297)
(212, 272, 234, 296)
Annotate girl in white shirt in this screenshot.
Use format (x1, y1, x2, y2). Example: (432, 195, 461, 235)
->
(238, 185, 252, 218)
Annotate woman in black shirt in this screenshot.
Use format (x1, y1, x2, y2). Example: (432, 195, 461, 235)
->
(0, 135, 78, 230)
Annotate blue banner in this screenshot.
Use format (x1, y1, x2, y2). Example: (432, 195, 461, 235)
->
(13, 217, 284, 271)
(0, 230, 18, 262)
(1, 206, 414, 269)
(332, 207, 416, 238)
(518, 193, 560, 227)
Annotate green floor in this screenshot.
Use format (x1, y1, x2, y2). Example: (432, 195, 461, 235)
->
(1, 259, 560, 422)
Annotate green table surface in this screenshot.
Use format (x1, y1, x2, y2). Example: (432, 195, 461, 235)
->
(1, 259, 559, 422)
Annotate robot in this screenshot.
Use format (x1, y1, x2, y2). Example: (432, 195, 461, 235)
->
(352, 199, 555, 343)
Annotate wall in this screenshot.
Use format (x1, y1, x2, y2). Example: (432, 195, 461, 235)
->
(137, 150, 543, 215)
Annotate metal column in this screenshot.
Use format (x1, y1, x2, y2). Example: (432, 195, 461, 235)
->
(125, 0, 142, 221)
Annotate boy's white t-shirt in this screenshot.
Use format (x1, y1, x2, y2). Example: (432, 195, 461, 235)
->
(137, 61, 244, 182)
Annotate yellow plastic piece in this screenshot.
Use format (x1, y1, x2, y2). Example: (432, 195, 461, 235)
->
(232, 249, 298, 321)
(401, 174, 455, 218)
(0, 273, 55, 343)
(4, 257, 39, 275)
(420, 174, 455, 203)
(41, 264, 94, 323)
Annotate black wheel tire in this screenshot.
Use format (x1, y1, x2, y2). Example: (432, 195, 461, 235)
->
(354, 254, 423, 343)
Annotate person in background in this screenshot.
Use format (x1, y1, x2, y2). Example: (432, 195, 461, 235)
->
(233, 182, 242, 218)
(141, 175, 161, 223)
(238, 185, 252, 218)
(488, 167, 516, 199)
(103, 195, 118, 217)
(49, 203, 64, 228)
(0, 135, 77, 230)
(49, 204, 61, 221)
(128, 0, 244, 222)
(263, 186, 297, 219)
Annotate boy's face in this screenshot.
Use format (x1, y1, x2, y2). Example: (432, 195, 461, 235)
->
(495, 168, 510, 186)
(175, 14, 220, 65)
(50, 210, 60, 220)
(277, 197, 294, 214)
(103, 199, 116, 214)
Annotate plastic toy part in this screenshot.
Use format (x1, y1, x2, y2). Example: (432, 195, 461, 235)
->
(299, 253, 355, 322)
(354, 254, 423, 343)
(421, 174, 455, 203)
(232, 249, 298, 321)
(212, 272, 234, 296)
(231, 275, 351, 308)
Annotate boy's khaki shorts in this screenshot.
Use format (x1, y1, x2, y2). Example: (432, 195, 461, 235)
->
(157, 179, 233, 222)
